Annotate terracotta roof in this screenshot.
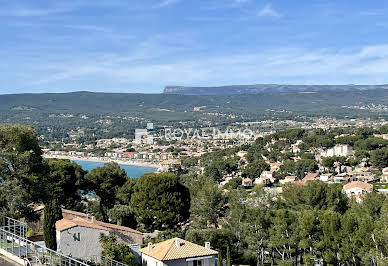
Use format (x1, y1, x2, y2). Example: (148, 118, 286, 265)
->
(289, 180, 307, 186)
(243, 178, 252, 183)
(56, 218, 109, 232)
(56, 219, 78, 232)
(303, 173, 319, 181)
(343, 181, 372, 191)
(31, 204, 45, 212)
(284, 176, 296, 180)
(56, 216, 142, 235)
(95, 220, 143, 235)
(139, 238, 218, 261)
(62, 209, 88, 218)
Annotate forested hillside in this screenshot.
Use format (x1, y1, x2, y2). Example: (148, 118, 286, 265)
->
(1, 90, 388, 142)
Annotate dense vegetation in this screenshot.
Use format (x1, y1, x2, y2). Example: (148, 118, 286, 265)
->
(1, 124, 388, 265)
(1, 90, 388, 143)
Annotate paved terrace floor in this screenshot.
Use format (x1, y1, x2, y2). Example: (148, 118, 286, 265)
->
(0, 255, 20, 266)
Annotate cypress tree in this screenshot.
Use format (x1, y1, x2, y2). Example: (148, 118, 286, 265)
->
(218, 250, 223, 266)
(43, 199, 63, 250)
(226, 245, 231, 266)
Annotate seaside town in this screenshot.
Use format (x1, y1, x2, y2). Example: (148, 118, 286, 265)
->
(43, 117, 388, 173)
(2, 122, 388, 265)
(3, 0, 388, 265)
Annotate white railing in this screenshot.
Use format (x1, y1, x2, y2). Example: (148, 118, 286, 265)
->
(2, 217, 28, 239)
(88, 256, 129, 266)
(0, 217, 89, 266)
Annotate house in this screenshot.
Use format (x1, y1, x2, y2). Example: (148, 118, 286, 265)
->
(139, 238, 218, 266)
(270, 162, 280, 172)
(237, 150, 248, 157)
(122, 152, 136, 159)
(279, 176, 296, 185)
(374, 134, 388, 140)
(343, 181, 373, 202)
(381, 167, 388, 182)
(242, 178, 253, 187)
(302, 173, 320, 182)
(319, 174, 332, 182)
(56, 216, 143, 261)
(289, 180, 307, 186)
(348, 170, 375, 182)
(56, 217, 110, 260)
(260, 170, 273, 179)
(321, 144, 354, 157)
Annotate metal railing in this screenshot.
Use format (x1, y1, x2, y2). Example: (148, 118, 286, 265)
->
(2, 217, 28, 239)
(0, 217, 89, 266)
(88, 256, 129, 266)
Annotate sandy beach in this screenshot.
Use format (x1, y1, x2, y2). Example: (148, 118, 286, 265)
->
(43, 154, 159, 168)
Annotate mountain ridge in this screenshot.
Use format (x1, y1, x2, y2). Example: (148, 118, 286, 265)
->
(163, 84, 388, 95)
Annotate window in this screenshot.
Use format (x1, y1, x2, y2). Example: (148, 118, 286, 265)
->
(73, 232, 80, 241)
(193, 260, 202, 266)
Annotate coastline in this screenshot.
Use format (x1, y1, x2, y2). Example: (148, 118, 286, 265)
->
(43, 155, 159, 169)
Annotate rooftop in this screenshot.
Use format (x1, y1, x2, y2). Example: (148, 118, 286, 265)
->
(139, 238, 218, 261)
(343, 181, 373, 191)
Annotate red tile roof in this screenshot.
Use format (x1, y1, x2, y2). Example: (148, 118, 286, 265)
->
(56, 218, 108, 232)
(303, 173, 319, 181)
(343, 181, 372, 191)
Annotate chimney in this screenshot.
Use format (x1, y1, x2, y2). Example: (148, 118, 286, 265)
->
(91, 216, 96, 223)
(147, 242, 152, 251)
(175, 238, 180, 247)
(205, 242, 211, 249)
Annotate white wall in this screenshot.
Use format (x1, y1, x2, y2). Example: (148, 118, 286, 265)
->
(57, 226, 109, 260)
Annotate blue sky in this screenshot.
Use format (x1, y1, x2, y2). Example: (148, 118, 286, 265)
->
(1, 0, 388, 94)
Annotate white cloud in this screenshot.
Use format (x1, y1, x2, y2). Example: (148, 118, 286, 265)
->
(258, 4, 282, 18)
(11, 43, 388, 92)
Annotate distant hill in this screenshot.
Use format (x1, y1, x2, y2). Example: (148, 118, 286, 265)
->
(1, 90, 388, 141)
(163, 84, 388, 95)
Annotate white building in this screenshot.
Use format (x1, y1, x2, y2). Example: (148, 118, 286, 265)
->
(319, 174, 332, 182)
(140, 238, 218, 266)
(382, 167, 388, 182)
(279, 176, 296, 185)
(56, 218, 109, 260)
(343, 181, 373, 203)
(321, 144, 354, 157)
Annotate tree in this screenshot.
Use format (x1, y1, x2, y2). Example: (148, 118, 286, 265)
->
(44, 159, 87, 209)
(224, 189, 247, 256)
(116, 178, 137, 205)
(295, 159, 318, 178)
(243, 160, 269, 179)
(85, 162, 127, 222)
(130, 172, 190, 230)
(276, 160, 296, 179)
(204, 164, 222, 182)
(0, 124, 45, 219)
(41, 159, 86, 249)
(223, 178, 242, 190)
(108, 204, 136, 228)
(190, 177, 226, 229)
(43, 199, 63, 250)
(322, 156, 336, 170)
(370, 147, 388, 169)
(100, 234, 136, 265)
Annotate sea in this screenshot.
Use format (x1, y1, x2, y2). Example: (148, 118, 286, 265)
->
(72, 160, 157, 178)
